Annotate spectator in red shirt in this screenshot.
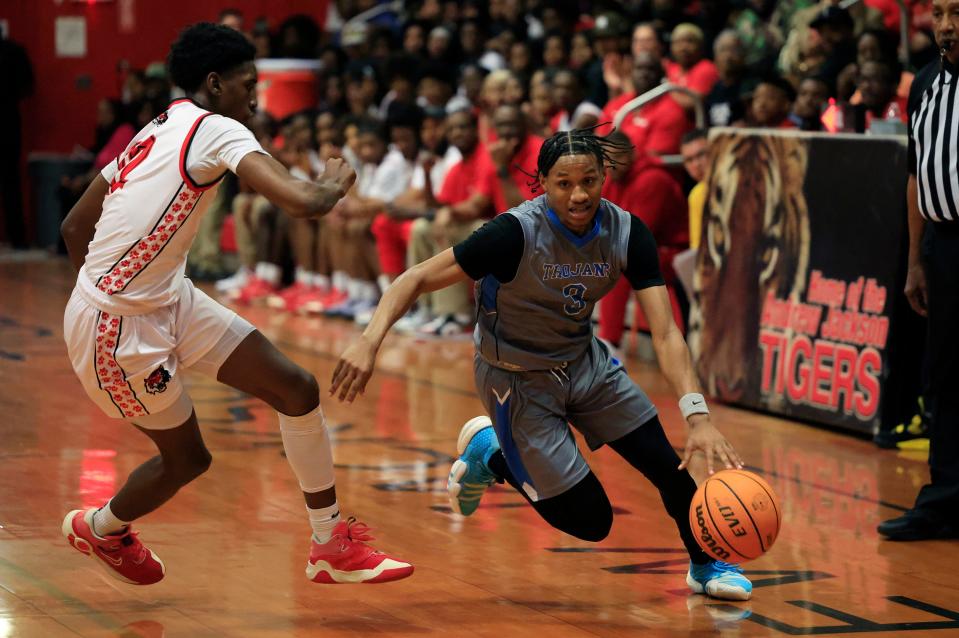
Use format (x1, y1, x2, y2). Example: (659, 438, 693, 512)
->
(478, 70, 515, 145)
(599, 52, 691, 157)
(844, 29, 915, 105)
(665, 23, 720, 112)
(747, 76, 798, 129)
(598, 130, 689, 349)
(487, 104, 544, 214)
(849, 59, 909, 133)
(789, 76, 830, 130)
(407, 108, 495, 335)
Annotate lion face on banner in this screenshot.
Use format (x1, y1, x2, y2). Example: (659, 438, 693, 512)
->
(687, 133, 811, 401)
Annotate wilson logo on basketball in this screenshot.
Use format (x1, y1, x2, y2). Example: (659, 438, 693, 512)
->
(689, 469, 782, 562)
(718, 504, 748, 538)
(144, 366, 171, 394)
(694, 504, 732, 561)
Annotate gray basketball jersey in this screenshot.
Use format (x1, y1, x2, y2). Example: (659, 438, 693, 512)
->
(474, 194, 632, 371)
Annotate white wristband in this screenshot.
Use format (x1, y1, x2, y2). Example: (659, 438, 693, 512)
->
(679, 393, 709, 420)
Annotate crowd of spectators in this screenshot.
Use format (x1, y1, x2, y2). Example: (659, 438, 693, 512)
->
(54, 0, 931, 344)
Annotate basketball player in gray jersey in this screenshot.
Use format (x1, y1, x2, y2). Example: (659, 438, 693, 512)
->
(331, 128, 753, 600)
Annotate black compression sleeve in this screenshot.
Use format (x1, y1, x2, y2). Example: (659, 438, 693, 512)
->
(623, 215, 665, 290)
(452, 214, 524, 282)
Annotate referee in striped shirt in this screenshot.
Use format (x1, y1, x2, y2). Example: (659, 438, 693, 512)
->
(878, 0, 959, 541)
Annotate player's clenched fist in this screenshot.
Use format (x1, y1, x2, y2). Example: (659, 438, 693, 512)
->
(321, 156, 356, 197)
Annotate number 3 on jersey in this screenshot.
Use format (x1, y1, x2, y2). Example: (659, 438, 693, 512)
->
(109, 136, 156, 193)
(562, 283, 588, 316)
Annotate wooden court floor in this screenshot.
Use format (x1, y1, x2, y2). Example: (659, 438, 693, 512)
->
(1, 256, 958, 637)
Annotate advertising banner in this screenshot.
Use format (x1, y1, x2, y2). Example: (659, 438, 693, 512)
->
(688, 130, 908, 434)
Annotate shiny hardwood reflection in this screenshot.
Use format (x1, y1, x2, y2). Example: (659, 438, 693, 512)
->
(1, 256, 957, 638)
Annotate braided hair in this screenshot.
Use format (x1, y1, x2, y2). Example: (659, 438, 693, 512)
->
(524, 125, 634, 193)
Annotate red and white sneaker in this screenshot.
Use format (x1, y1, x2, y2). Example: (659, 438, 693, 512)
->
(61, 509, 165, 585)
(306, 517, 413, 584)
(230, 276, 277, 305)
(266, 281, 311, 311)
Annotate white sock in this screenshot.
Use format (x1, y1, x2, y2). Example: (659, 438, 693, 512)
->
(332, 271, 349, 292)
(360, 281, 379, 303)
(92, 500, 129, 537)
(308, 503, 341, 544)
(255, 262, 281, 285)
(313, 273, 331, 291)
(295, 268, 313, 286)
(377, 274, 392, 295)
(346, 278, 362, 300)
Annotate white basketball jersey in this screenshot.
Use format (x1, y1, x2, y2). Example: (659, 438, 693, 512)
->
(78, 99, 265, 314)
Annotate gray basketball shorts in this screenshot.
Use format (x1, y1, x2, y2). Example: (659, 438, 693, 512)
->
(473, 337, 658, 502)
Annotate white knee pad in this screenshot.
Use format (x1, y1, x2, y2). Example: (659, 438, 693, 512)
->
(278, 404, 335, 493)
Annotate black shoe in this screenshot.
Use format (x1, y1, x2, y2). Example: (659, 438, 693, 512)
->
(874, 397, 930, 449)
(877, 513, 958, 541)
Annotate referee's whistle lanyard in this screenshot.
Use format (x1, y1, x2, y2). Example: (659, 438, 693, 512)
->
(940, 48, 954, 84)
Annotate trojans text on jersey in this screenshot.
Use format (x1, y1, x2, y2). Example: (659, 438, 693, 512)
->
(541, 262, 611, 280)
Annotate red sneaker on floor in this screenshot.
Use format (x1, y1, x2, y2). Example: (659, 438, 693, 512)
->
(266, 281, 311, 311)
(61, 509, 165, 585)
(300, 287, 347, 315)
(231, 276, 277, 305)
(306, 517, 413, 584)
(290, 287, 329, 314)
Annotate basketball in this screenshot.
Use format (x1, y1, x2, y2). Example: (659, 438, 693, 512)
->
(689, 469, 781, 562)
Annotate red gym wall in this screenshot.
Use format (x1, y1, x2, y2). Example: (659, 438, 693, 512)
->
(4, 0, 329, 155)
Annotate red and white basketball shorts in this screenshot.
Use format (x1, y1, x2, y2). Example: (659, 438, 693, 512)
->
(64, 278, 255, 426)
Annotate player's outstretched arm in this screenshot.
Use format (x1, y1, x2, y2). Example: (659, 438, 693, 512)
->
(62, 175, 110, 272)
(330, 248, 470, 403)
(235, 154, 356, 219)
(635, 285, 744, 474)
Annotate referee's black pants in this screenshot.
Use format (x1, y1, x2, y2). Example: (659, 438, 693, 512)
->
(915, 222, 959, 523)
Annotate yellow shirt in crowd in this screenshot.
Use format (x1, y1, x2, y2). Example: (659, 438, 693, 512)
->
(688, 181, 706, 250)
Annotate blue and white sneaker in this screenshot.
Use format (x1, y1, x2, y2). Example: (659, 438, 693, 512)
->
(447, 416, 500, 516)
(687, 560, 753, 601)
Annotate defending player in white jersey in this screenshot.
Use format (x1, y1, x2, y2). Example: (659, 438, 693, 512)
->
(59, 22, 413, 586)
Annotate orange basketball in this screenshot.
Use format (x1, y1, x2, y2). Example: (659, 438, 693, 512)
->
(688, 469, 781, 562)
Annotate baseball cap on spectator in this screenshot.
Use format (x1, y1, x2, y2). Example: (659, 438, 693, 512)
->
(671, 23, 705, 45)
(445, 95, 473, 113)
(592, 12, 628, 39)
(346, 60, 378, 83)
(422, 104, 447, 121)
(479, 50, 507, 72)
(341, 21, 369, 47)
(145, 62, 167, 80)
(809, 6, 854, 31)
(429, 26, 452, 42)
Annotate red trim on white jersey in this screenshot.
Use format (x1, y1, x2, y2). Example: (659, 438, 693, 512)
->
(96, 184, 203, 296)
(179, 113, 228, 191)
(94, 312, 148, 418)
